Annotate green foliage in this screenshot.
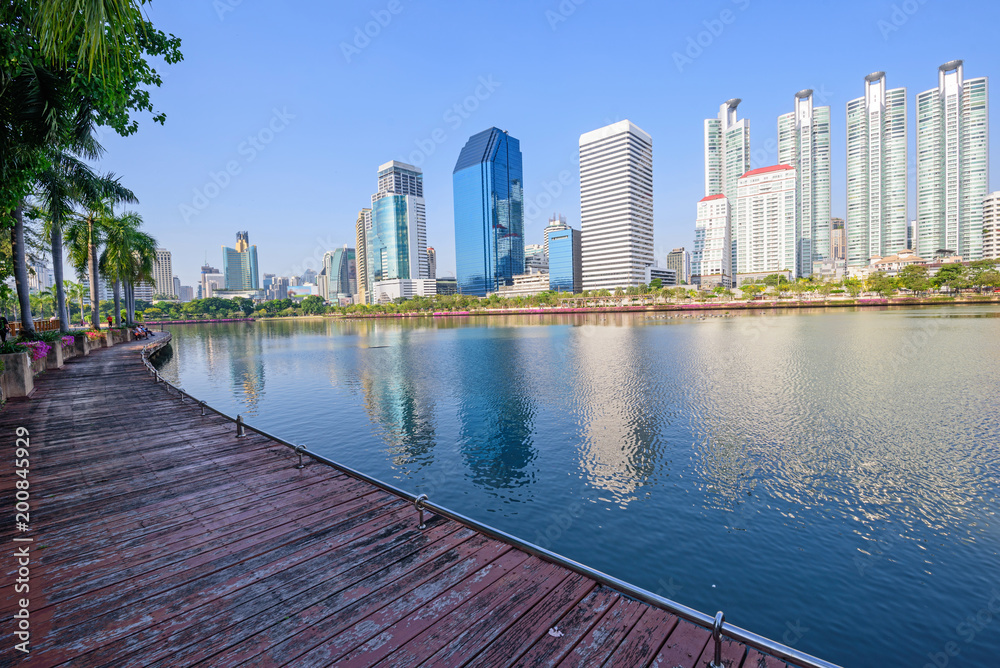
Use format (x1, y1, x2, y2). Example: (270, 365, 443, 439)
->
(300, 295, 326, 315)
(867, 272, 896, 297)
(931, 264, 967, 290)
(897, 264, 930, 292)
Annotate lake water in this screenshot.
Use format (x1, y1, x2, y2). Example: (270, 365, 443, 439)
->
(152, 306, 1000, 667)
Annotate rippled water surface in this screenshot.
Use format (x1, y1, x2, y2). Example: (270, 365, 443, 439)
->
(153, 306, 1000, 666)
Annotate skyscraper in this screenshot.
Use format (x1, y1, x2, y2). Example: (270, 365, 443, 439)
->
(547, 226, 581, 293)
(579, 120, 653, 291)
(426, 246, 436, 279)
(983, 192, 1000, 260)
(692, 196, 731, 288)
(222, 232, 259, 290)
(543, 213, 569, 258)
(369, 161, 428, 288)
(453, 127, 525, 296)
(846, 72, 908, 267)
(916, 60, 989, 260)
(831, 218, 847, 261)
(200, 263, 222, 299)
(324, 246, 357, 298)
(355, 208, 371, 304)
(152, 248, 174, 297)
(778, 90, 831, 275)
(666, 248, 692, 285)
(735, 165, 798, 279)
(705, 99, 749, 278)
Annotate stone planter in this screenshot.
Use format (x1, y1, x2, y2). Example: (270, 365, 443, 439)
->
(44, 342, 64, 370)
(0, 352, 34, 399)
(31, 357, 45, 376)
(73, 333, 91, 357)
(103, 331, 115, 347)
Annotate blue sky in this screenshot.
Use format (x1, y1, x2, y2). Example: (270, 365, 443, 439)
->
(94, 0, 1000, 287)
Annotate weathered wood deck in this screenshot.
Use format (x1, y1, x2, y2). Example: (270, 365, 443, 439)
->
(1, 337, 792, 667)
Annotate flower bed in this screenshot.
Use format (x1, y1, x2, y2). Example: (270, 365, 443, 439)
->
(17, 340, 52, 362)
(61, 335, 75, 348)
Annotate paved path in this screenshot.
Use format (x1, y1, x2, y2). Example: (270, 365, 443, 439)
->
(1, 338, 793, 667)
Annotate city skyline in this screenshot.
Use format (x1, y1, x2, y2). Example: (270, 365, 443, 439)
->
(85, 3, 1000, 288)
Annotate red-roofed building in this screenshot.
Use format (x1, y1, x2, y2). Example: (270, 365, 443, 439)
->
(734, 165, 799, 283)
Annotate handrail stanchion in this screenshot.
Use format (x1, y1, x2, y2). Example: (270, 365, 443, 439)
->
(235, 414, 246, 438)
(414, 494, 428, 530)
(200, 400, 206, 416)
(295, 445, 306, 469)
(710, 611, 725, 668)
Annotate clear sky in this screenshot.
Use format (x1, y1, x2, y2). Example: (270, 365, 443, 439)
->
(93, 0, 1000, 288)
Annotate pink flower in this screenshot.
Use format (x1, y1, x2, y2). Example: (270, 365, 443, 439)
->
(17, 341, 52, 361)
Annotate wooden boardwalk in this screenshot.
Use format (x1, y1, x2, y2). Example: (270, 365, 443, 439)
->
(1, 338, 793, 667)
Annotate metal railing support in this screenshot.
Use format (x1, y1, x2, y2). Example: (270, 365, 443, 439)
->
(200, 400, 206, 416)
(710, 611, 725, 668)
(235, 414, 246, 438)
(414, 494, 428, 529)
(295, 445, 306, 469)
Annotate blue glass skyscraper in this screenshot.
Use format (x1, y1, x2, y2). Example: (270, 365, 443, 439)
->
(453, 128, 524, 296)
(548, 227, 581, 293)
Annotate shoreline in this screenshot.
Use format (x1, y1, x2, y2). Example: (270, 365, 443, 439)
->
(337, 295, 1000, 319)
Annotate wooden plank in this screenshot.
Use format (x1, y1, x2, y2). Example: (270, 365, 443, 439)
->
(602, 606, 679, 668)
(649, 618, 712, 668)
(512, 586, 620, 667)
(557, 597, 647, 667)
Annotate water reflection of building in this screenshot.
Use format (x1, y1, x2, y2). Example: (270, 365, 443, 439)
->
(572, 324, 661, 505)
(357, 330, 438, 471)
(455, 334, 537, 489)
(227, 324, 266, 413)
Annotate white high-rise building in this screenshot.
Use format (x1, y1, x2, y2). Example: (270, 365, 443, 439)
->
(983, 192, 1000, 260)
(735, 165, 799, 279)
(704, 99, 750, 277)
(692, 195, 731, 288)
(778, 90, 831, 275)
(543, 213, 570, 258)
(579, 120, 653, 291)
(916, 60, 989, 260)
(846, 72, 908, 267)
(152, 248, 174, 297)
(371, 160, 428, 280)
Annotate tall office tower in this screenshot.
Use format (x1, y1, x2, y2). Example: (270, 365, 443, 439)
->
(453, 127, 525, 296)
(172, 276, 181, 298)
(27, 255, 52, 292)
(426, 247, 436, 279)
(831, 218, 847, 261)
(355, 208, 372, 304)
(579, 120, 653, 291)
(369, 161, 428, 287)
(324, 246, 357, 298)
(666, 247, 691, 285)
(983, 192, 1000, 259)
(548, 226, 582, 293)
(705, 99, 749, 278)
(200, 263, 221, 299)
(178, 285, 194, 302)
(543, 213, 569, 258)
(735, 165, 799, 278)
(916, 60, 989, 260)
(151, 248, 174, 297)
(692, 196, 732, 287)
(778, 90, 831, 275)
(846, 72, 908, 267)
(222, 232, 260, 290)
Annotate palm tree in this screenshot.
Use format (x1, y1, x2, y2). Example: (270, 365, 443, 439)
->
(63, 280, 86, 326)
(99, 211, 155, 326)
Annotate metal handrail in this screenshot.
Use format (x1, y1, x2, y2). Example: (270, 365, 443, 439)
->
(139, 334, 841, 668)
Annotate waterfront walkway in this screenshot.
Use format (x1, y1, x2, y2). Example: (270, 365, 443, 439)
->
(1, 338, 792, 667)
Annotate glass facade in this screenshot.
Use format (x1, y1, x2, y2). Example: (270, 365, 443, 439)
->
(548, 228, 581, 293)
(453, 128, 524, 296)
(369, 195, 413, 284)
(222, 235, 259, 290)
(326, 247, 357, 297)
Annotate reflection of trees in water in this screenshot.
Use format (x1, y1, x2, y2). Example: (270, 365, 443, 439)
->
(455, 335, 537, 490)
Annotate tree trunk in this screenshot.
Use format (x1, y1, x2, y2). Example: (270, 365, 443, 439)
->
(88, 218, 100, 329)
(125, 283, 134, 325)
(113, 280, 121, 327)
(12, 203, 35, 335)
(51, 224, 70, 333)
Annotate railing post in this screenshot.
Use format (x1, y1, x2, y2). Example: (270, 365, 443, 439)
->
(235, 414, 246, 438)
(414, 494, 428, 530)
(295, 445, 306, 469)
(710, 611, 725, 668)
(155, 371, 161, 383)
(200, 400, 206, 416)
